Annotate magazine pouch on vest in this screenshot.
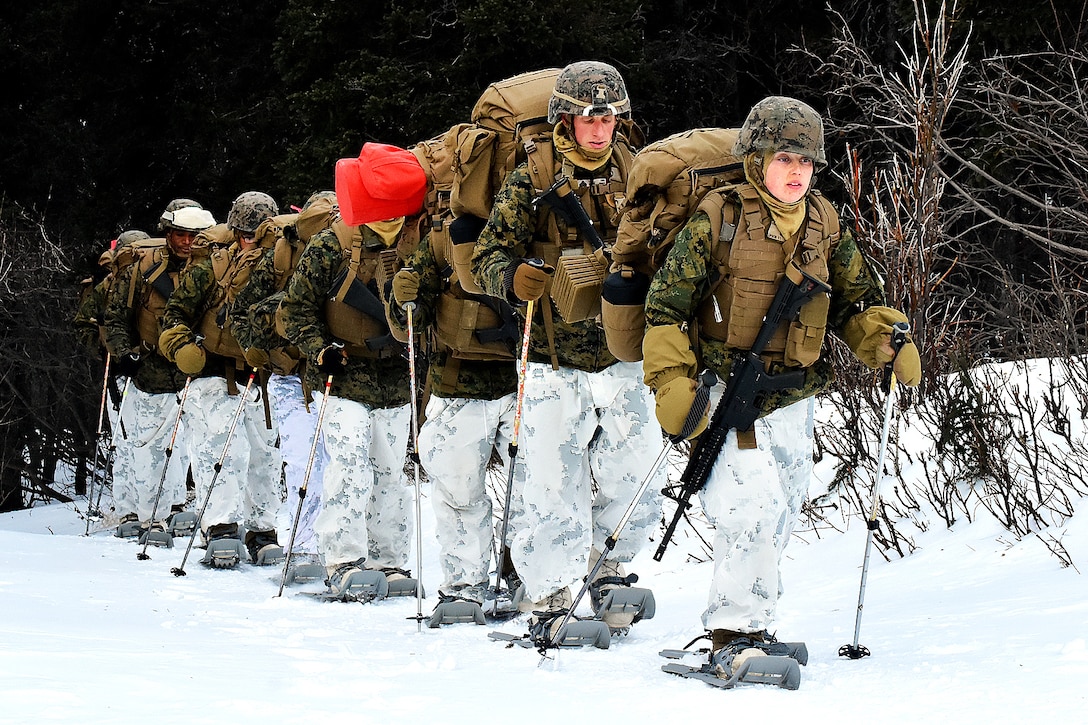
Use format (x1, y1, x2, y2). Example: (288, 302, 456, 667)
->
(698, 186, 836, 368)
(324, 225, 401, 358)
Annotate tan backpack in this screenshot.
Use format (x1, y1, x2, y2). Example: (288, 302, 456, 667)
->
(603, 127, 745, 361)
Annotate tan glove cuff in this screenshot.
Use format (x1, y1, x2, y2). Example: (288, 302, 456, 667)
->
(843, 306, 909, 369)
(643, 324, 697, 390)
(158, 324, 193, 362)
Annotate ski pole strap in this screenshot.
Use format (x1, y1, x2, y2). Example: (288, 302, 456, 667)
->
(669, 369, 717, 445)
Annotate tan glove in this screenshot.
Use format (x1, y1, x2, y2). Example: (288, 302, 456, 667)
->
(654, 376, 709, 440)
(174, 342, 206, 375)
(243, 347, 270, 370)
(509, 261, 554, 302)
(843, 306, 910, 368)
(893, 341, 922, 387)
(158, 324, 193, 362)
(391, 268, 421, 307)
(642, 324, 697, 390)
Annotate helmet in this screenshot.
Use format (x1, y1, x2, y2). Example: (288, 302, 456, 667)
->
(227, 191, 278, 234)
(158, 198, 203, 232)
(162, 206, 216, 233)
(116, 229, 150, 249)
(547, 61, 631, 125)
(733, 96, 826, 168)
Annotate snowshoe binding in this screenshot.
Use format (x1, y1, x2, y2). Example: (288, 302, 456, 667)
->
(488, 609, 611, 651)
(590, 572, 655, 635)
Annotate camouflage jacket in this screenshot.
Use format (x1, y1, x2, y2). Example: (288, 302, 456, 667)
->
(471, 159, 620, 373)
(278, 226, 410, 409)
(387, 233, 518, 401)
(102, 251, 188, 395)
(73, 277, 108, 354)
(160, 245, 245, 384)
(645, 198, 886, 414)
(231, 246, 278, 355)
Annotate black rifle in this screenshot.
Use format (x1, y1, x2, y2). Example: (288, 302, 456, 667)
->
(653, 263, 832, 561)
(533, 177, 604, 251)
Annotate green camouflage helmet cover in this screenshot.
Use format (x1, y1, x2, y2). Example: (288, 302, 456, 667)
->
(158, 198, 203, 232)
(733, 96, 827, 168)
(116, 229, 150, 248)
(227, 191, 278, 234)
(547, 61, 632, 124)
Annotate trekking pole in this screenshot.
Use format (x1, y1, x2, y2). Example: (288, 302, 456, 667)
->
(137, 377, 191, 560)
(84, 352, 113, 534)
(544, 369, 716, 653)
(171, 369, 257, 576)
(89, 376, 131, 531)
(403, 300, 426, 631)
(276, 373, 334, 597)
(840, 322, 910, 659)
(490, 298, 534, 609)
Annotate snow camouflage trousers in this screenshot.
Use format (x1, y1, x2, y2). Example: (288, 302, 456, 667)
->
(510, 361, 664, 602)
(420, 392, 516, 591)
(269, 374, 324, 555)
(312, 393, 412, 570)
(185, 376, 281, 537)
(700, 395, 814, 633)
(111, 386, 190, 522)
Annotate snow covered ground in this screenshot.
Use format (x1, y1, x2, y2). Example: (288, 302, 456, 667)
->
(2, 476, 1086, 724)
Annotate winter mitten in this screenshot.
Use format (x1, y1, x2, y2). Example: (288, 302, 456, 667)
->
(843, 306, 910, 368)
(893, 340, 922, 387)
(506, 260, 554, 302)
(654, 376, 708, 440)
(174, 343, 206, 375)
(642, 324, 697, 390)
(243, 346, 270, 370)
(391, 268, 421, 307)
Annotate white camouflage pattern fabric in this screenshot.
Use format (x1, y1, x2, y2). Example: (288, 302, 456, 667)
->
(185, 377, 281, 536)
(312, 393, 412, 570)
(699, 394, 814, 632)
(420, 392, 516, 591)
(269, 374, 324, 555)
(111, 387, 189, 522)
(509, 361, 664, 602)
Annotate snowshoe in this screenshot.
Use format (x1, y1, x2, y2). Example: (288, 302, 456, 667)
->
(324, 569, 389, 603)
(661, 656, 801, 690)
(488, 611, 611, 650)
(138, 521, 173, 549)
(200, 538, 247, 569)
(427, 590, 487, 628)
(660, 632, 808, 690)
(283, 554, 325, 585)
(167, 511, 198, 538)
(115, 513, 142, 539)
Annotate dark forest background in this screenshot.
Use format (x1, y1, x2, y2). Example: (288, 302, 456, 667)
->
(2, 0, 1087, 555)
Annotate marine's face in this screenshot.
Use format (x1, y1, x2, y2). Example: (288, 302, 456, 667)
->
(571, 113, 616, 151)
(763, 151, 814, 204)
(166, 229, 198, 259)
